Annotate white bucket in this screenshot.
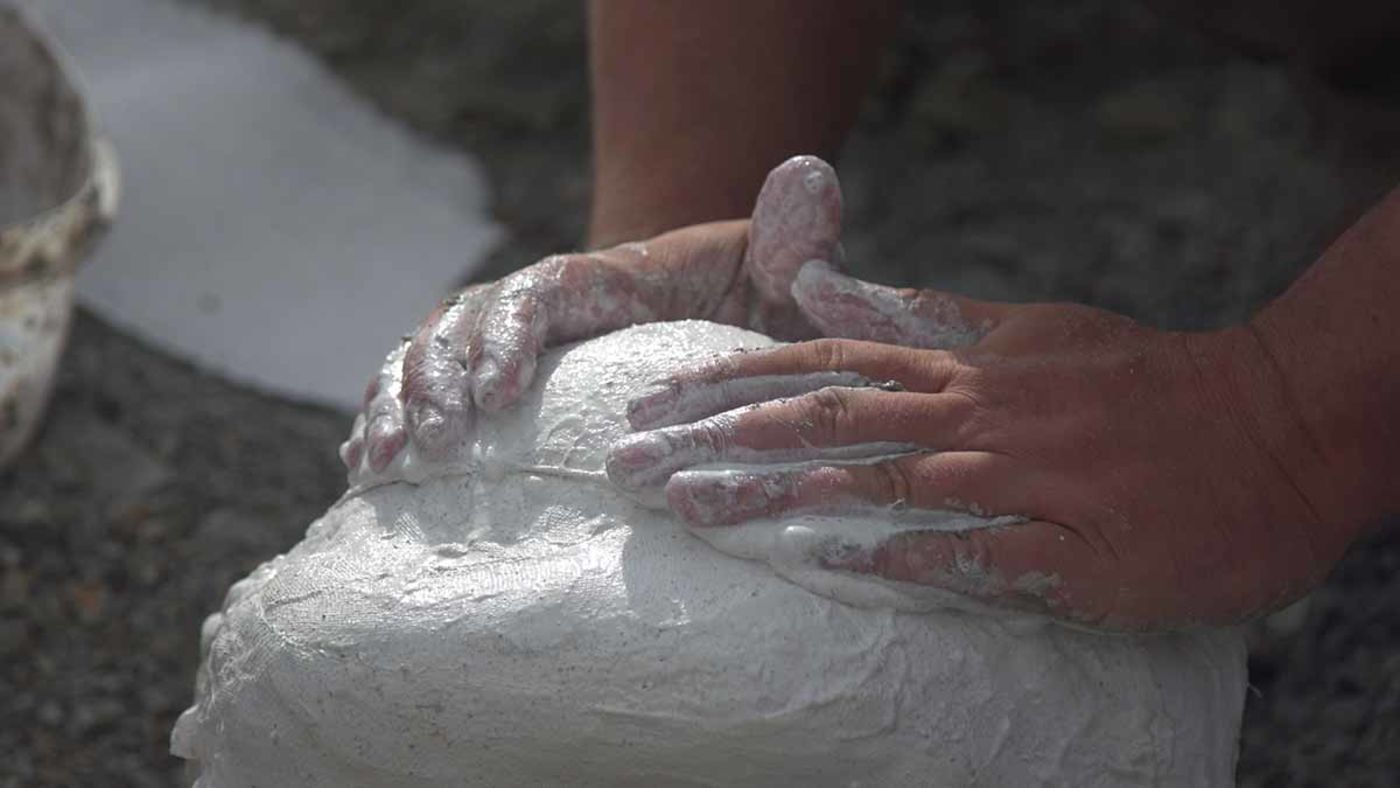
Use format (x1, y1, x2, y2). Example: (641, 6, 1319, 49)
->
(0, 5, 119, 468)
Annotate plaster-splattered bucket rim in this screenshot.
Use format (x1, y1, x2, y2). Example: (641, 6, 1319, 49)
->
(0, 4, 121, 288)
(0, 4, 120, 470)
(0, 139, 119, 286)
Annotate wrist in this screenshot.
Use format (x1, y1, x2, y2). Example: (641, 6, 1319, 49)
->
(1183, 326, 1372, 545)
(587, 160, 766, 250)
(1248, 315, 1398, 539)
(1241, 187, 1400, 537)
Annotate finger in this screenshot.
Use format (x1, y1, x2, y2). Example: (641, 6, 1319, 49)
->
(626, 369, 880, 431)
(665, 451, 1038, 528)
(339, 413, 366, 471)
(363, 341, 411, 473)
(469, 252, 660, 412)
(747, 155, 843, 304)
(627, 339, 958, 429)
(366, 410, 407, 474)
(827, 521, 1122, 627)
(401, 284, 492, 457)
(611, 387, 971, 492)
(469, 277, 546, 413)
(792, 260, 1005, 348)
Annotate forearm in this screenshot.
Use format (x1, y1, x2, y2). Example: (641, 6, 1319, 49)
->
(1249, 185, 1400, 533)
(586, 0, 898, 247)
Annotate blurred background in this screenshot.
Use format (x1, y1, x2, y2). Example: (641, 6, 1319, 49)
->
(1, 0, 1398, 784)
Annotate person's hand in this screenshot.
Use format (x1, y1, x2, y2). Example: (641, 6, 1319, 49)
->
(340, 155, 844, 480)
(607, 261, 1357, 631)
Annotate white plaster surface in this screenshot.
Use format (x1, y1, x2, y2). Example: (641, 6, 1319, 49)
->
(174, 321, 1247, 787)
(16, 0, 501, 409)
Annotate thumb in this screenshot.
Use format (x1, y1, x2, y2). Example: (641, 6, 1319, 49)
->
(746, 155, 844, 304)
(791, 261, 1000, 349)
(827, 521, 1148, 629)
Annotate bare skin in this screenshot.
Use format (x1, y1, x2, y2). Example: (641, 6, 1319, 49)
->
(340, 155, 844, 476)
(341, 0, 898, 475)
(608, 185, 1400, 631)
(587, 0, 900, 248)
(346, 1, 1399, 629)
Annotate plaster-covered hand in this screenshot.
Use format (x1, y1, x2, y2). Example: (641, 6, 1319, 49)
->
(608, 261, 1356, 631)
(340, 155, 842, 475)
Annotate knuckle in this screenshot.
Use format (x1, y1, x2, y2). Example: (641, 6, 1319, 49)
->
(894, 286, 921, 303)
(498, 254, 576, 299)
(491, 273, 534, 302)
(959, 530, 998, 571)
(536, 253, 574, 270)
(870, 457, 918, 505)
(863, 346, 923, 391)
(806, 338, 848, 371)
(802, 386, 853, 441)
(693, 418, 732, 455)
(439, 283, 491, 320)
(548, 252, 606, 283)
(941, 372, 1006, 448)
(932, 348, 967, 379)
(951, 393, 1000, 445)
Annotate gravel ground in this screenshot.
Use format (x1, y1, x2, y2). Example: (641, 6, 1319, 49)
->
(2, 0, 1398, 785)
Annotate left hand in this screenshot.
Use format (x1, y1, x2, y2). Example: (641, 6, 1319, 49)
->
(607, 261, 1354, 631)
(339, 156, 843, 482)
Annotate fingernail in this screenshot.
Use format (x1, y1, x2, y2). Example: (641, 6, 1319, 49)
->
(625, 385, 679, 430)
(474, 354, 534, 413)
(473, 354, 500, 389)
(367, 419, 406, 472)
(605, 432, 672, 491)
(472, 356, 504, 411)
(795, 258, 838, 283)
(338, 437, 363, 470)
(408, 401, 443, 433)
(407, 402, 452, 456)
(801, 165, 832, 194)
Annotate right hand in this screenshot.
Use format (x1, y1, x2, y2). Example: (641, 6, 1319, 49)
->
(340, 155, 845, 481)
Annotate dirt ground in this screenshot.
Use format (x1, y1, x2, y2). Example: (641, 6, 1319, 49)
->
(2, 0, 1398, 785)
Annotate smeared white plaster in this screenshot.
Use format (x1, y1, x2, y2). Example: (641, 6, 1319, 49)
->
(175, 321, 1246, 786)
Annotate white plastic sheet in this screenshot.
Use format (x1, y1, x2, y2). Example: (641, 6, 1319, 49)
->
(18, 0, 502, 409)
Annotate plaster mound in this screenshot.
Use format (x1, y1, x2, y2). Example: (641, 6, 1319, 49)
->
(172, 321, 1247, 787)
